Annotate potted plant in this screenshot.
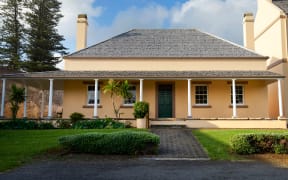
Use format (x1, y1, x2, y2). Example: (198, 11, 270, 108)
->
(133, 101, 149, 128)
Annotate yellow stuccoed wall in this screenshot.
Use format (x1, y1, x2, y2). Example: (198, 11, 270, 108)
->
(254, 0, 288, 118)
(63, 80, 269, 119)
(64, 58, 267, 71)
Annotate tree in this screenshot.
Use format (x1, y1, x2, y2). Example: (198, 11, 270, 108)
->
(9, 84, 25, 120)
(103, 80, 132, 119)
(24, 0, 67, 72)
(0, 0, 25, 70)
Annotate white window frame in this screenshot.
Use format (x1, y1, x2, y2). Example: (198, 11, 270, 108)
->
(194, 85, 208, 105)
(230, 85, 245, 105)
(123, 85, 136, 106)
(87, 85, 100, 105)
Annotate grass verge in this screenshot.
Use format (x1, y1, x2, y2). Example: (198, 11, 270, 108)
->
(192, 129, 287, 160)
(0, 129, 142, 172)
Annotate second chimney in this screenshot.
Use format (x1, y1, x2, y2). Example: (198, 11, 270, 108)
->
(76, 14, 88, 51)
(243, 13, 255, 50)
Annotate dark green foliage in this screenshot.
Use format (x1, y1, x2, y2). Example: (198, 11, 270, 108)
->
(0, 0, 25, 70)
(24, 0, 67, 72)
(56, 119, 72, 129)
(231, 133, 288, 155)
(38, 122, 55, 129)
(0, 120, 54, 129)
(69, 112, 84, 124)
(72, 118, 126, 129)
(9, 84, 25, 120)
(133, 101, 149, 118)
(59, 131, 160, 155)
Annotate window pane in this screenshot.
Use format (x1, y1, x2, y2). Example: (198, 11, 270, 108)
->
(195, 86, 208, 105)
(124, 85, 136, 105)
(87, 85, 100, 105)
(231, 85, 244, 104)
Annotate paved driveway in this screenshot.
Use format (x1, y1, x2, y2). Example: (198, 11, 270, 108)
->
(1, 157, 287, 180)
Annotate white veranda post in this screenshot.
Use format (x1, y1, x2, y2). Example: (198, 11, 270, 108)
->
(48, 79, 54, 119)
(139, 79, 143, 102)
(232, 79, 237, 118)
(1, 78, 6, 117)
(278, 79, 284, 118)
(187, 79, 192, 118)
(93, 79, 98, 118)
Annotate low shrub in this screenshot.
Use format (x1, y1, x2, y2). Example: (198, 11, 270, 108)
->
(56, 119, 72, 129)
(59, 131, 160, 155)
(231, 133, 288, 155)
(0, 120, 54, 129)
(72, 118, 126, 129)
(70, 112, 85, 124)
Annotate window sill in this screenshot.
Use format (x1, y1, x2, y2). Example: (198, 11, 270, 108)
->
(192, 105, 212, 108)
(229, 105, 248, 108)
(120, 105, 134, 108)
(82, 105, 103, 108)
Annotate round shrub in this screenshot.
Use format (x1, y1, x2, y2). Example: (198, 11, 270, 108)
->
(59, 131, 160, 155)
(70, 112, 85, 124)
(231, 133, 288, 155)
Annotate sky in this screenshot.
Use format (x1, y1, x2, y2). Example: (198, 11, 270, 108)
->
(58, 0, 257, 54)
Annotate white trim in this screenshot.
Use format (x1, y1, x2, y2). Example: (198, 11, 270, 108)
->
(187, 79, 192, 118)
(48, 79, 54, 119)
(93, 79, 98, 118)
(278, 79, 284, 117)
(139, 79, 143, 102)
(0, 78, 6, 117)
(232, 79, 237, 118)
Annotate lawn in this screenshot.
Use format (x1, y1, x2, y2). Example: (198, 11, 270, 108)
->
(192, 129, 288, 160)
(0, 129, 140, 172)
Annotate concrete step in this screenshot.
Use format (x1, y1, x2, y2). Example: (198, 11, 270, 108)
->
(150, 124, 187, 129)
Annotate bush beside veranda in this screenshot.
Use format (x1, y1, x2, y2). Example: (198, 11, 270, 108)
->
(0, 120, 54, 129)
(231, 133, 288, 154)
(72, 118, 127, 129)
(59, 131, 160, 155)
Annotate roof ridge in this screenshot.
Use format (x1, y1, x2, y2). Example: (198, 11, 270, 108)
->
(196, 29, 265, 57)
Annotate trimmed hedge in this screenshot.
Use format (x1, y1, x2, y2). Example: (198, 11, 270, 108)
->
(231, 133, 288, 155)
(72, 118, 126, 129)
(59, 131, 160, 155)
(0, 120, 54, 129)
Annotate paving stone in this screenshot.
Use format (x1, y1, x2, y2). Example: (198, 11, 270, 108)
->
(150, 128, 209, 159)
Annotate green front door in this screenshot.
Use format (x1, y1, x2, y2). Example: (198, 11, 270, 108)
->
(158, 85, 173, 118)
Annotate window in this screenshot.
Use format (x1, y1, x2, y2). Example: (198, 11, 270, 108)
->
(195, 85, 208, 105)
(123, 85, 136, 105)
(230, 85, 244, 104)
(87, 85, 100, 105)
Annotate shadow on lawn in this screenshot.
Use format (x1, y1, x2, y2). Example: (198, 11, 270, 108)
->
(192, 130, 242, 160)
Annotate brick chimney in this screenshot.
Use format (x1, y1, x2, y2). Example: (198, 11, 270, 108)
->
(243, 13, 255, 50)
(76, 14, 88, 51)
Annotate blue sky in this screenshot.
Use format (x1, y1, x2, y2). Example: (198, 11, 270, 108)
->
(58, 0, 257, 54)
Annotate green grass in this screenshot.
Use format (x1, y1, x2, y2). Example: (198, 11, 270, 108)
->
(192, 129, 288, 160)
(0, 129, 141, 172)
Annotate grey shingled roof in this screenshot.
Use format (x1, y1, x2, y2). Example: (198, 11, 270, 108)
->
(1, 71, 283, 79)
(66, 29, 264, 58)
(273, 0, 288, 14)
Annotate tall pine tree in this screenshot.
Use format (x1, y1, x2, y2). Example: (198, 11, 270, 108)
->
(0, 0, 25, 70)
(24, 0, 66, 72)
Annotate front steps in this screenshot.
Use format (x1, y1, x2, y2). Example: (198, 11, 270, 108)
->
(150, 118, 187, 128)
